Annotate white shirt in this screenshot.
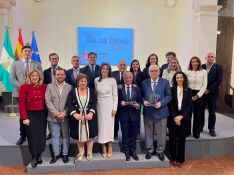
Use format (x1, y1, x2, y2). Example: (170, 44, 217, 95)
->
(56, 81, 65, 95)
(177, 86, 183, 110)
(23, 58, 31, 72)
(162, 69, 176, 87)
(185, 69, 207, 97)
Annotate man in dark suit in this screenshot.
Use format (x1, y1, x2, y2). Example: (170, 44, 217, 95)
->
(200, 52, 223, 137)
(142, 65, 171, 161)
(43, 52, 63, 140)
(80, 52, 100, 89)
(118, 72, 141, 161)
(10, 45, 43, 145)
(112, 60, 127, 138)
(66, 55, 80, 87)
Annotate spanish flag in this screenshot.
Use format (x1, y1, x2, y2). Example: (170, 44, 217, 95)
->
(14, 28, 24, 60)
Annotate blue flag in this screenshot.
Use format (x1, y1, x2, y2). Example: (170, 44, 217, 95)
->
(31, 31, 41, 63)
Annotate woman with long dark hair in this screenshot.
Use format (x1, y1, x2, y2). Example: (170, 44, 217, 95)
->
(95, 63, 118, 158)
(168, 71, 192, 167)
(130, 59, 144, 87)
(143, 53, 159, 80)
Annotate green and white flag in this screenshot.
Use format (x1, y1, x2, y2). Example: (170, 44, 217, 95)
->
(0, 26, 15, 92)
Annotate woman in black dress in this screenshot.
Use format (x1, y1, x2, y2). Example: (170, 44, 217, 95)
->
(67, 73, 97, 162)
(142, 53, 159, 80)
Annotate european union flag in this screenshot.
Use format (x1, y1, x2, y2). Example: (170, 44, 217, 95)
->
(31, 31, 41, 63)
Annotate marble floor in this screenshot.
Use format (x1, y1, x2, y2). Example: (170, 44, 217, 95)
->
(1, 154, 234, 175)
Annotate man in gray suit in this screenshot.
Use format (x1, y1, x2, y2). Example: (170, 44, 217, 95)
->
(45, 68, 72, 164)
(10, 45, 43, 145)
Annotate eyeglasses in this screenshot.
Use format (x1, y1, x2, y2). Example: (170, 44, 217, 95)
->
(150, 70, 158, 72)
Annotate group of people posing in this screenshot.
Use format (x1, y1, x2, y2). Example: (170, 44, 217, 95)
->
(10, 46, 223, 168)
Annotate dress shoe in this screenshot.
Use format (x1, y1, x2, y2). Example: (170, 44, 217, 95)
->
(125, 154, 130, 161)
(50, 155, 60, 164)
(170, 160, 177, 167)
(46, 134, 51, 140)
(62, 155, 69, 163)
(145, 152, 152, 159)
(193, 134, 200, 139)
(209, 130, 216, 137)
(131, 153, 139, 161)
(176, 162, 182, 168)
(37, 155, 43, 164)
(16, 136, 26, 145)
(31, 157, 37, 168)
(157, 153, 165, 161)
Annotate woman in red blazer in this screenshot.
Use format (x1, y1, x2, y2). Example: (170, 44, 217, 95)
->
(18, 69, 47, 168)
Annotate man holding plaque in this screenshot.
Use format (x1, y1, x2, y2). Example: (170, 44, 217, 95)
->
(142, 65, 171, 161)
(118, 72, 141, 161)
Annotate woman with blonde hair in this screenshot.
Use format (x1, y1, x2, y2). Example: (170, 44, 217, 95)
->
(18, 69, 47, 168)
(162, 57, 181, 87)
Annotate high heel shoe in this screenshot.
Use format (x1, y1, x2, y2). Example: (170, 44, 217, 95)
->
(102, 144, 107, 158)
(74, 153, 84, 163)
(107, 142, 112, 158)
(87, 153, 93, 161)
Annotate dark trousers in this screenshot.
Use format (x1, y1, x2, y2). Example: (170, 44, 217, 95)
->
(200, 93, 217, 131)
(114, 112, 120, 137)
(120, 119, 138, 155)
(17, 98, 26, 138)
(169, 119, 187, 163)
(187, 90, 203, 137)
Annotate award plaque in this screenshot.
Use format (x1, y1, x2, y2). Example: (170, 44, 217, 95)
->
(147, 94, 160, 107)
(125, 101, 137, 106)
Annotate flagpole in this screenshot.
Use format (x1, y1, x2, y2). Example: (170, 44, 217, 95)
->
(9, 93, 17, 117)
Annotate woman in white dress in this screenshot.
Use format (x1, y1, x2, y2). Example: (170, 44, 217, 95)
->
(95, 63, 118, 158)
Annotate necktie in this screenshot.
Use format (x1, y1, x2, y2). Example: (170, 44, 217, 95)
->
(127, 86, 130, 102)
(52, 67, 56, 76)
(120, 72, 124, 82)
(153, 81, 157, 94)
(74, 69, 78, 80)
(91, 65, 94, 76)
(25, 61, 29, 76)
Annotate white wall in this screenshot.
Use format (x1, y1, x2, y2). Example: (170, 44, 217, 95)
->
(7, 0, 197, 71)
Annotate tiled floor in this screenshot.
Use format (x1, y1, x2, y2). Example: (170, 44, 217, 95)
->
(1, 154, 234, 175)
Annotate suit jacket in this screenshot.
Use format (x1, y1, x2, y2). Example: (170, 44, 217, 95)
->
(118, 85, 141, 122)
(202, 63, 223, 98)
(168, 87, 192, 126)
(45, 82, 72, 122)
(43, 66, 63, 85)
(10, 59, 43, 97)
(131, 71, 144, 88)
(112, 70, 124, 85)
(66, 68, 78, 87)
(80, 65, 100, 88)
(142, 78, 172, 119)
(66, 87, 98, 140)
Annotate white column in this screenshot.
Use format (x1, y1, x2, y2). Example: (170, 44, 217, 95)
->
(193, 0, 221, 60)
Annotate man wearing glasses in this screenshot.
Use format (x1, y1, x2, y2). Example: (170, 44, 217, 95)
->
(141, 65, 171, 161)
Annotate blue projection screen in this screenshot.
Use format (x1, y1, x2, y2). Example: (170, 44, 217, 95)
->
(78, 27, 133, 66)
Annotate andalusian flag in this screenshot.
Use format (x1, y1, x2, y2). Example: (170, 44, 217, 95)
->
(0, 26, 15, 92)
(14, 28, 24, 60)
